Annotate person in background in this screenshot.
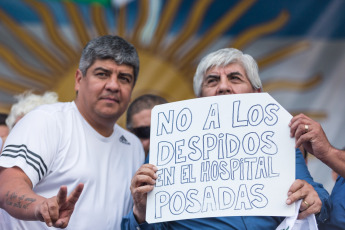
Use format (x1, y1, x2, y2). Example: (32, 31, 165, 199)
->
(0, 35, 144, 229)
(290, 114, 345, 230)
(0, 113, 9, 151)
(123, 48, 331, 229)
(126, 94, 168, 161)
(5, 91, 58, 130)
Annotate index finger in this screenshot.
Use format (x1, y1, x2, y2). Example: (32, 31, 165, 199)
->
(138, 164, 158, 172)
(289, 113, 307, 127)
(286, 180, 305, 205)
(135, 164, 158, 178)
(56, 186, 67, 206)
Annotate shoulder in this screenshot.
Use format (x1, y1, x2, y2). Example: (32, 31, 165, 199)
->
(10, 102, 76, 137)
(33, 102, 75, 115)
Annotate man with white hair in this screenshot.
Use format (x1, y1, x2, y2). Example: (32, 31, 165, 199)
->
(123, 48, 330, 229)
(5, 91, 58, 130)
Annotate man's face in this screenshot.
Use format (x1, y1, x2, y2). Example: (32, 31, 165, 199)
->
(200, 63, 260, 97)
(75, 59, 135, 124)
(130, 109, 151, 157)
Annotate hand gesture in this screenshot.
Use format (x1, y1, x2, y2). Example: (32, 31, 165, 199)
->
(35, 183, 84, 228)
(130, 164, 157, 224)
(286, 179, 321, 219)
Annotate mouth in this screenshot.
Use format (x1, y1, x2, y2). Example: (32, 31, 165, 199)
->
(100, 96, 120, 103)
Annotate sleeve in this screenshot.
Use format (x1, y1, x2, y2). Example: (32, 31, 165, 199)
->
(0, 108, 60, 187)
(295, 148, 331, 223)
(121, 210, 167, 230)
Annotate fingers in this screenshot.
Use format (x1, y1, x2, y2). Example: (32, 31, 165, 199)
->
(67, 183, 84, 205)
(135, 164, 158, 178)
(36, 198, 60, 227)
(298, 195, 322, 219)
(38, 184, 84, 228)
(53, 183, 84, 228)
(131, 164, 158, 223)
(286, 179, 305, 205)
(286, 179, 322, 219)
(57, 186, 68, 206)
(131, 164, 158, 189)
(54, 219, 67, 228)
(289, 114, 310, 140)
(36, 201, 53, 227)
(289, 114, 316, 151)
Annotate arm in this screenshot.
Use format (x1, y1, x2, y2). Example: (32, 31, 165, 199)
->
(290, 113, 345, 178)
(0, 167, 84, 228)
(286, 149, 331, 222)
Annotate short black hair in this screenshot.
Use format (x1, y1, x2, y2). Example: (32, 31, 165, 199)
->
(126, 94, 167, 129)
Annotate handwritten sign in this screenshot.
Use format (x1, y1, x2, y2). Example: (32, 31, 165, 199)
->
(146, 93, 295, 223)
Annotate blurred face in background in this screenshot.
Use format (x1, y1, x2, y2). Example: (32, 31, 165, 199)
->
(130, 109, 151, 158)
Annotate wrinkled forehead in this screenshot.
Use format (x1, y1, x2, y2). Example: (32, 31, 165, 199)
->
(204, 62, 247, 78)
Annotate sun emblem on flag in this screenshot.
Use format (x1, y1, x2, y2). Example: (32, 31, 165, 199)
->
(0, 0, 325, 125)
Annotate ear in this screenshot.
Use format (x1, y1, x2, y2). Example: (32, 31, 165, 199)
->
(75, 69, 83, 92)
(255, 88, 262, 93)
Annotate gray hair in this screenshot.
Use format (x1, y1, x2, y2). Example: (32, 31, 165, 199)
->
(79, 35, 139, 84)
(6, 91, 59, 130)
(126, 94, 167, 129)
(193, 48, 262, 97)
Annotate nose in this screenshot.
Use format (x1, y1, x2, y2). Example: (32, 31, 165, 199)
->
(105, 75, 120, 92)
(216, 76, 232, 95)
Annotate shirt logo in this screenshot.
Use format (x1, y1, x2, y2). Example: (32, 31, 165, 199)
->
(119, 135, 130, 145)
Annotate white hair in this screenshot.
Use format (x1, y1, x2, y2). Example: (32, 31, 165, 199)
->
(193, 48, 263, 97)
(6, 91, 59, 130)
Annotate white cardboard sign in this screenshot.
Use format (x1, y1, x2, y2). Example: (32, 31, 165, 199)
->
(146, 93, 295, 223)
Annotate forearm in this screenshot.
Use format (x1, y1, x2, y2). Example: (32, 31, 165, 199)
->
(295, 149, 330, 222)
(0, 168, 44, 221)
(321, 148, 345, 178)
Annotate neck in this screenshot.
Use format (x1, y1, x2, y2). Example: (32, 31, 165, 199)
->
(75, 101, 116, 137)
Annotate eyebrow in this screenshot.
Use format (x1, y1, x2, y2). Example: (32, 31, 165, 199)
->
(206, 71, 243, 78)
(93, 68, 133, 78)
(227, 71, 243, 77)
(94, 67, 111, 73)
(119, 72, 133, 77)
(205, 74, 220, 78)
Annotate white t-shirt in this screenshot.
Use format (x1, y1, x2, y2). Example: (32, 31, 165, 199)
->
(0, 102, 145, 230)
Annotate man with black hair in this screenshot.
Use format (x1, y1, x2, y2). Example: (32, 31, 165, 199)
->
(126, 94, 168, 160)
(0, 35, 144, 229)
